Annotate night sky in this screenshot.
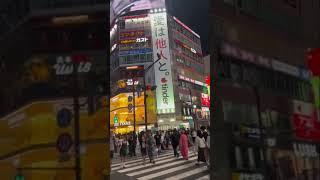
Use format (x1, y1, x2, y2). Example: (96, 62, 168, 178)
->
(167, 0, 210, 55)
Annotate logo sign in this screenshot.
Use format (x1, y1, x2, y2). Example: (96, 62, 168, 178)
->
(119, 30, 145, 40)
(53, 55, 91, 75)
(150, 12, 175, 114)
(56, 108, 72, 128)
(136, 37, 148, 43)
(119, 48, 152, 56)
(293, 142, 319, 157)
(56, 133, 73, 153)
(201, 93, 210, 107)
(126, 79, 139, 86)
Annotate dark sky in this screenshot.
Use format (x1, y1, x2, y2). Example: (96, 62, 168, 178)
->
(167, 0, 210, 55)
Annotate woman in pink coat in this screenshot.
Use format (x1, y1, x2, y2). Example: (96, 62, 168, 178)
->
(179, 129, 189, 160)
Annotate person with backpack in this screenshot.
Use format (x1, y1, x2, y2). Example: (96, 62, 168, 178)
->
(195, 130, 206, 165)
(119, 135, 129, 168)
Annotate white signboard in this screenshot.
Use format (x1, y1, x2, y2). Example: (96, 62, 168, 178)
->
(150, 12, 175, 114)
(272, 60, 299, 77)
(53, 56, 91, 75)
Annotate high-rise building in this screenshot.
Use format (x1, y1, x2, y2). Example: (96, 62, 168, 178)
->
(210, 1, 320, 180)
(110, 1, 208, 133)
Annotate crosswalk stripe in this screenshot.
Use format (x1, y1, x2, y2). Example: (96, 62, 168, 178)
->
(111, 152, 172, 168)
(137, 162, 196, 180)
(163, 166, 208, 180)
(196, 175, 210, 180)
(127, 156, 197, 177)
(113, 155, 175, 171)
(117, 155, 196, 173)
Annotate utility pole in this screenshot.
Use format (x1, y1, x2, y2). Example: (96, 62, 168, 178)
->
(253, 86, 268, 180)
(73, 62, 81, 180)
(143, 70, 148, 131)
(133, 84, 136, 133)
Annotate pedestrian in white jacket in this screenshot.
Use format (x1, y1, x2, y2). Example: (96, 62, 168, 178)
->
(195, 130, 206, 165)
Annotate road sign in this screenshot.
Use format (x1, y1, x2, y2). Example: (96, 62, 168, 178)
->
(15, 174, 24, 180)
(128, 96, 133, 102)
(58, 152, 71, 162)
(56, 133, 73, 153)
(57, 108, 72, 128)
(128, 104, 133, 112)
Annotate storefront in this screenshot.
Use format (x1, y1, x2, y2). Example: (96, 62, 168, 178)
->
(110, 90, 157, 134)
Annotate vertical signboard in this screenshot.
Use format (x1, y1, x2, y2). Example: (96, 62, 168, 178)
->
(150, 12, 175, 114)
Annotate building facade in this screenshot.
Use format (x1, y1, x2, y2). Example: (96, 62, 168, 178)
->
(210, 0, 320, 180)
(0, 1, 109, 179)
(110, 3, 208, 133)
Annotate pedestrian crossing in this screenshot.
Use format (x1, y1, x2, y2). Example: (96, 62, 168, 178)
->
(111, 151, 209, 180)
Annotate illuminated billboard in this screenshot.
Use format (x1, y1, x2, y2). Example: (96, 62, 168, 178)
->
(110, 0, 166, 24)
(150, 11, 175, 114)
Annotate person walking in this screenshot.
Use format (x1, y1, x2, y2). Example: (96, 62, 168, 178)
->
(154, 131, 161, 156)
(110, 132, 115, 160)
(119, 135, 129, 168)
(140, 131, 147, 165)
(132, 131, 137, 156)
(146, 130, 156, 164)
(206, 129, 210, 167)
(179, 129, 189, 160)
(195, 130, 206, 165)
(171, 129, 180, 158)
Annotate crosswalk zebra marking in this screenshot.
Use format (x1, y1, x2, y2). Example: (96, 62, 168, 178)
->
(163, 166, 208, 180)
(127, 156, 197, 177)
(195, 175, 210, 180)
(117, 154, 195, 173)
(137, 161, 197, 180)
(111, 152, 172, 167)
(114, 155, 176, 172)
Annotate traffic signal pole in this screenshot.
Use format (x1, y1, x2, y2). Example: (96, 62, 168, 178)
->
(143, 53, 161, 131)
(133, 85, 136, 133)
(73, 62, 81, 180)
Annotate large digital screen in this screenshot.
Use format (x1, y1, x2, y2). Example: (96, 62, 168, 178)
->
(110, 0, 166, 24)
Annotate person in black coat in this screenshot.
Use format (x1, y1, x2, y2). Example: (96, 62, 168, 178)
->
(170, 129, 180, 157)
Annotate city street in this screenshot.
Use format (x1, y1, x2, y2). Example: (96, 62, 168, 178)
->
(111, 150, 210, 180)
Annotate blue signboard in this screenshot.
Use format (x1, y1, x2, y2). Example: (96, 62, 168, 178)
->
(119, 48, 152, 56)
(57, 108, 72, 128)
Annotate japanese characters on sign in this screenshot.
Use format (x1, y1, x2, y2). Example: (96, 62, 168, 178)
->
(150, 12, 175, 114)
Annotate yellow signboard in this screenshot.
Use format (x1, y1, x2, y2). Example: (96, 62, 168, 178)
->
(0, 97, 109, 180)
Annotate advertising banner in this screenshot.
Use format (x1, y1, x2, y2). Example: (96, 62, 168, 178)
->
(292, 100, 320, 141)
(110, 0, 166, 24)
(150, 12, 175, 114)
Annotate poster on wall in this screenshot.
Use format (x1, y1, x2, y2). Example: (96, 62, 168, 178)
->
(150, 11, 175, 114)
(292, 100, 320, 141)
(110, 0, 166, 24)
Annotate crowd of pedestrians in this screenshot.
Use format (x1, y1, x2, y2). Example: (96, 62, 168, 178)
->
(110, 126, 210, 169)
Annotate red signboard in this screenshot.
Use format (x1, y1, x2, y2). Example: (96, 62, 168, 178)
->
(307, 48, 320, 76)
(201, 93, 210, 107)
(292, 100, 320, 141)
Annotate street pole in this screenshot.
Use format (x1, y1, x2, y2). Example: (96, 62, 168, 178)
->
(73, 62, 81, 180)
(142, 53, 161, 132)
(133, 84, 136, 133)
(253, 86, 268, 180)
(143, 71, 148, 131)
